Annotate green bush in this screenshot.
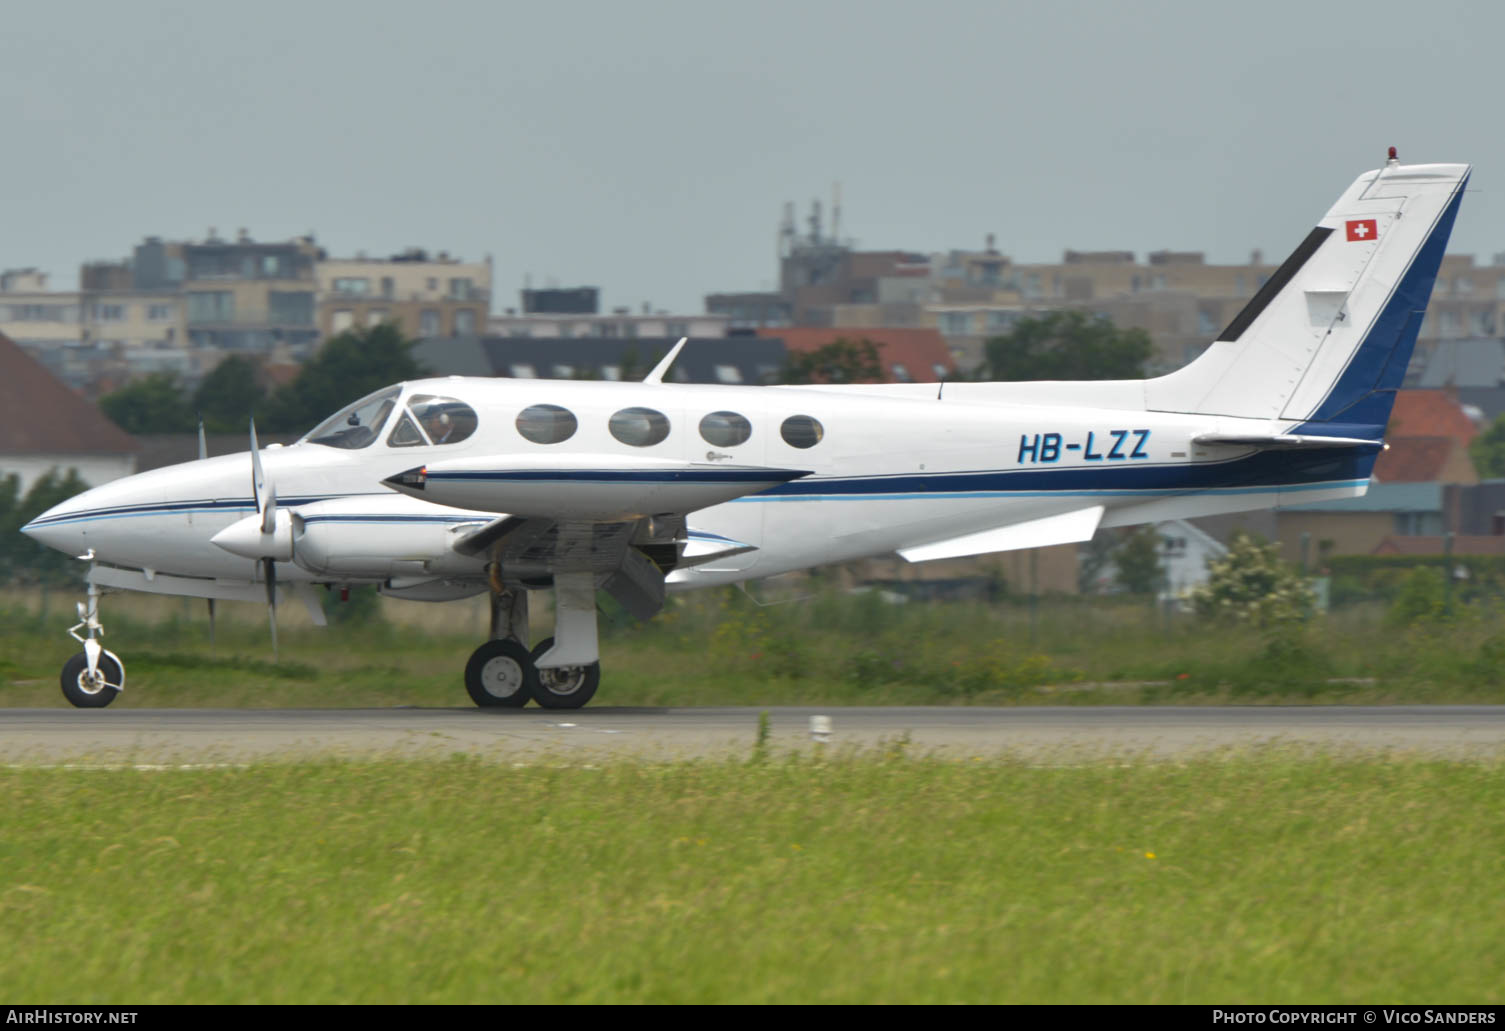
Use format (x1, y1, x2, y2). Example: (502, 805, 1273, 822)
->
(1386, 567, 1450, 627)
(1190, 532, 1313, 629)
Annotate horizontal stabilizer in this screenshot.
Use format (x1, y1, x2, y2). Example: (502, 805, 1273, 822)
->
(898, 505, 1104, 563)
(1193, 433, 1381, 450)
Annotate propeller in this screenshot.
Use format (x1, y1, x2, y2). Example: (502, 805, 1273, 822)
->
(250, 417, 279, 661)
(263, 557, 278, 661)
(208, 419, 325, 659)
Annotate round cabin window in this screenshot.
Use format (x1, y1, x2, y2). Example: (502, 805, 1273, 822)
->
(699, 410, 752, 448)
(609, 407, 671, 447)
(515, 404, 578, 445)
(780, 414, 824, 449)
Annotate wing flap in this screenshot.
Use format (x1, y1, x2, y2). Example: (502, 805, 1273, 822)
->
(898, 505, 1105, 563)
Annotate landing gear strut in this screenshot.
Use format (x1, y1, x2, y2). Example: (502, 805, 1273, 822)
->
(61, 582, 125, 708)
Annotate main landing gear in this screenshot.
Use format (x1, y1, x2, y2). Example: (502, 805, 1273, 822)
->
(465, 572, 602, 710)
(60, 582, 125, 708)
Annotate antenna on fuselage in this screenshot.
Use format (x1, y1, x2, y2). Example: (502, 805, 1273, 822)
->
(643, 337, 688, 384)
(197, 412, 207, 460)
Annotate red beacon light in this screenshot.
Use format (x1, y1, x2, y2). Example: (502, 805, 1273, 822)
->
(1388, 146, 1398, 161)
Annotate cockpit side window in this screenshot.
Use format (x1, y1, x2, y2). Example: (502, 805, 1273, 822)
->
(407, 394, 477, 445)
(303, 387, 402, 449)
(387, 413, 430, 447)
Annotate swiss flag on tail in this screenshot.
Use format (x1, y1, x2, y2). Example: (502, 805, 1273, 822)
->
(1345, 218, 1378, 242)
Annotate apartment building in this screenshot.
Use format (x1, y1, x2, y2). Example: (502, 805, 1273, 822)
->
(2, 267, 191, 393)
(317, 248, 491, 340)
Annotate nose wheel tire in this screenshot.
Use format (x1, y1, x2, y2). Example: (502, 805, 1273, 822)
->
(529, 637, 601, 710)
(60, 651, 124, 709)
(464, 639, 538, 708)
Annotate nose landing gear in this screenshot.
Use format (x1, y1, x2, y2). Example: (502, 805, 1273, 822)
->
(61, 582, 124, 708)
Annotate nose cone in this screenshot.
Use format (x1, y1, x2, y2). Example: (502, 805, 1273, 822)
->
(21, 497, 90, 557)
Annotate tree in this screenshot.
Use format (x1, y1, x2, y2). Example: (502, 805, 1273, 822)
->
(780, 338, 884, 385)
(265, 324, 427, 433)
(1469, 413, 1505, 479)
(99, 373, 195, 434)
(1189, 531, 1314, 628)
(0, 468, 91, 587)
(982, 310, 1152, 381)
(1115, 526, 1165, 596)
(193, 355, 266, 433)
(1077, 531, 1120, 594)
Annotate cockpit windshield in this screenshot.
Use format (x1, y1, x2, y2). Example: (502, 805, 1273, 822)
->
(302, 386, 402, 449)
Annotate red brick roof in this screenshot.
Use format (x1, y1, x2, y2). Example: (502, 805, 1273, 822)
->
(1387, 390, 1479, 444)
(760, 328, 956, 383)
(0, 333, 138, 455)
(1374, 437, 1460, 483)
(1372, 535, 1505, 556)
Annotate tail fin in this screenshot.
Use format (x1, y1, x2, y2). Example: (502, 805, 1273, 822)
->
(1147, 160, 1469, 438)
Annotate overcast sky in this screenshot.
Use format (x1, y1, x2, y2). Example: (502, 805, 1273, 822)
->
(2, 0, 1500, 313)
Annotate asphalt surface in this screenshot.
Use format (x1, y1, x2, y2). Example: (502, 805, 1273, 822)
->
(2, 706, 1504, 763)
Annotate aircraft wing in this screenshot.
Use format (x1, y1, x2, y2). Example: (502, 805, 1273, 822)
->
(420, 456, 804, 619)
(898, 505, 1105, 563)
(386, 454, 810, 520)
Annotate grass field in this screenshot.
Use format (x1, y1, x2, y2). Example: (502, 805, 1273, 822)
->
(1, 752, 1500, 1004)
(3, 585, 1505, 708)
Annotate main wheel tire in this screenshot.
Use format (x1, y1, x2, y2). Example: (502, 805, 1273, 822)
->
(60, 651, 123, 709)
(464, 639, 538, 708)
(528, 637, 601, 710)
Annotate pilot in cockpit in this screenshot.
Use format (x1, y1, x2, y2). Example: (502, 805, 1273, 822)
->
(425, 411, 454, 444)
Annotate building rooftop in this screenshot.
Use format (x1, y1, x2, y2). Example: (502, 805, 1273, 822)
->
(758, 327, 955, 383)
(1417, 339, 1505, 389)
(1284, 482, 1442, 513)
(1387, 389, 1482, 442)
(1373, 436, 1469, 484)
(1371, 534, 1505, 556)
(0, 333, 138, 455)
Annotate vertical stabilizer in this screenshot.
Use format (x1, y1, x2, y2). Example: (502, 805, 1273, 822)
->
(1145, 160, 1469, 438)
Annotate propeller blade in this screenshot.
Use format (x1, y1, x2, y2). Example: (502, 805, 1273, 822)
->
(263, 558, 279, 662)
(261, 480, 278, 536)
(250, 417, 277, 535)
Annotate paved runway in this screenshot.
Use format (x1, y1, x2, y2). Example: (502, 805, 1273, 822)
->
(2, 706, 1504, 763)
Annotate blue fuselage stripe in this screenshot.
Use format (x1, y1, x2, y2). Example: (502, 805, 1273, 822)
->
(426, 469, 804, 484)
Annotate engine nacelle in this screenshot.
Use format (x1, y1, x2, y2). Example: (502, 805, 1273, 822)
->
(287, 496, 491, 578)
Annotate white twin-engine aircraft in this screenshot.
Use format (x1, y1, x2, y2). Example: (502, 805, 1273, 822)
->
(23, 156, 1469, 709)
